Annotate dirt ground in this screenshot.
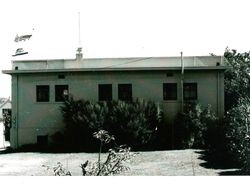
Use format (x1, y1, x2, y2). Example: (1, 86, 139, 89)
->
(0, 149, 238, 176)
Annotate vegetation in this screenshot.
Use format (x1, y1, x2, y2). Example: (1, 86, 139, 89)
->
(222, 48, 250, 174)
(225, 97, 250, 174)
(2, 109, 11, 141)
(58, 97, 162, 151)
(224, 48, 250, 111)
(44, 130, 136, 176)
(173, 103, 218, 149)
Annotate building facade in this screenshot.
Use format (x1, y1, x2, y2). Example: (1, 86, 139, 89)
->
(2, 53, 226, 149)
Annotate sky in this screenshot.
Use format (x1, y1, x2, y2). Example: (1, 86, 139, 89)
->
(1, 0, 250, 98)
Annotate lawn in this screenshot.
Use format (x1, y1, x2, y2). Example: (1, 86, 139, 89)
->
(0, 149, 238, 176)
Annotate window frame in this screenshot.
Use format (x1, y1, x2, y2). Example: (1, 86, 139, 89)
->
(36, 85, 50, 102)
(163, 83, 178, 101)
(98, 84, 112, 101)
(55, 85, 69, 102)
(118, 84, 132, 101)
(183, 83, 198, 100)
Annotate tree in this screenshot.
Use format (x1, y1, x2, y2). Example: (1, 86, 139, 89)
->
(224, 48, 250, 111)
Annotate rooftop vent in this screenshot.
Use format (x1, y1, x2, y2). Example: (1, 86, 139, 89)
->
(76, 47, 83, 61)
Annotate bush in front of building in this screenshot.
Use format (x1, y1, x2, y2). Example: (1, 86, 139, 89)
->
(59, 97, 161, 151)
(173, 103, 218, 149)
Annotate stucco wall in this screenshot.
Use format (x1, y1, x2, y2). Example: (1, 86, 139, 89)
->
(10, 69, 224, 147)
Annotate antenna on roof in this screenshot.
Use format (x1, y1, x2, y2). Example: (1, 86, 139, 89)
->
(78, 12, 81, 48)
(76, 12, 83, 60)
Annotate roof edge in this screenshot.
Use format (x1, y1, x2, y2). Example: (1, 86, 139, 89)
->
(2, 66, 229, 74)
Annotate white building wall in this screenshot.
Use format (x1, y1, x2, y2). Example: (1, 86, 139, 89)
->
(10, 69, 224, 148)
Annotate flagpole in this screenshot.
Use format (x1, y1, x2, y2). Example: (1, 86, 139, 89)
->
(78, 12, 81, 48)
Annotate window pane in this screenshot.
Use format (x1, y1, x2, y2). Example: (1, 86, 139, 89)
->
(99, 84, 112, 101)
(163, 83, 177, 100)
(183, 83, 197, 100)
(118, 84, 132, 101)
(55, 85, 69, 102)
(36, 85, 49, 102)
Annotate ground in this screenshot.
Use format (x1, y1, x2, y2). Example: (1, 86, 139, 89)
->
(0, 149, 238, 176)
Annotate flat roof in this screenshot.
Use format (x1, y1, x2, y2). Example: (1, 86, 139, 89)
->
(2, 55, 227, 74)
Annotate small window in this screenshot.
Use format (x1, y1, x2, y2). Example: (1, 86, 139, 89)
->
(118, 84, 132, 101)
(36, 85, 49, 102)
(166, 73, 173, 77)
(163, 83, 177, 100)
(99, 84, 112, 101)
(55, 85, 69, 102)
(184, 83, 197, 100)
(58, 74, 65, 79)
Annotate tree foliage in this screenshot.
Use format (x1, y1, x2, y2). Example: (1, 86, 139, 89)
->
(224, 48, 250, 174)
(59, 97, 162, 151)
(173, 103, 218, 149)
(226, 97, 250, 174)
(224, 48, 250, 111)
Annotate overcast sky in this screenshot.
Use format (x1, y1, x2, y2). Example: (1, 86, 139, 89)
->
(1, 0, 250, 98)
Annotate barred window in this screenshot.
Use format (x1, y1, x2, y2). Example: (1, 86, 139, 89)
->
(99, 84, 112, 101)
(36, 85, 49, 102)
(55, 85, 69, 102)
(163, 83, 177, 100)
(118, 84, 132, 101)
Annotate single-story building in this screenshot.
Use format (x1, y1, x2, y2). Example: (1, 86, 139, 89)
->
(2, 50, 227, 149)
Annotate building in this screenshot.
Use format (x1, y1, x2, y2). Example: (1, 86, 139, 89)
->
(2, 51, 227, 149)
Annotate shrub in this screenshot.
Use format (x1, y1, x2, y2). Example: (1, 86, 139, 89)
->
(173, 103, 218, 149)
(60, 97, 161, 151)
(2, 109, 11, 141)
(104, 99, 161, 150)
(225, 97, 250, 174)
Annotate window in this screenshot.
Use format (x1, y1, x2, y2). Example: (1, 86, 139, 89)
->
(55, 85, 69, 102)
(163, 83, 177, 100)
(118, 84, 132, 101)
(184, 83, 197, 100)
(58, 74, 65, 79)
(36, 85, 49, 102)
(166, 73, 174, 77)
(99, 84, 112, 101)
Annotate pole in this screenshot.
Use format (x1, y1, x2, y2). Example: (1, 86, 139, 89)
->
(78, 12, 81, 48)
(181, 52, 184, 113)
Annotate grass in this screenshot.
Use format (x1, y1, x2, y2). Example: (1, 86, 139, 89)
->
(0, 149, 239, 176)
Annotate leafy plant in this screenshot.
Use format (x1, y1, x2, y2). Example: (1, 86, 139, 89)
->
(226, 97, 250, 174)
(224, 48, 250, 111)
(60, 97, 161, 151)
(44, 130, 136, 176)
(2, 109, 11, 141)
(173, 103, 218, 149)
